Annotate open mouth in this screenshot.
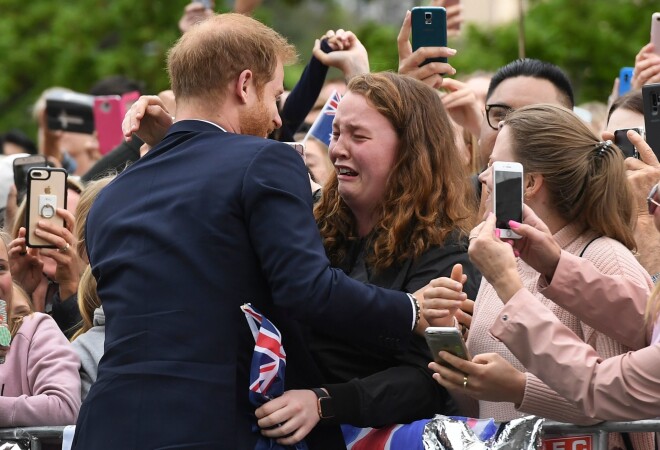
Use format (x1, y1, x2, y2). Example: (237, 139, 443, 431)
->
(337, 166, 358, 177)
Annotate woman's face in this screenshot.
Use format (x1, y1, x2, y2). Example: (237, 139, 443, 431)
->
(478, 125, 517, 214)
(605, 108, 644, 135)
(0, 243, 13, 306)
(328, 91, 399, 217)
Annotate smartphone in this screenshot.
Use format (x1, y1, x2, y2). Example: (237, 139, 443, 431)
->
(284, 142, 305, 160)
(45, 91, 95, 134)
(651, 12, 660, 55)
(614, 127, 645, 159)
(25, 168, 68, 248)
(424, 327, 470, 368)
(192, 0, 212, 8)
(642, 83, 660, 160)
(492, 161, 523, 239)
(618, 67, 634, 97)
(0, 300, 8, 364)
(93, 91, 140, 156)
(411, 7, 448, 66)
(13, 155, 47, 205)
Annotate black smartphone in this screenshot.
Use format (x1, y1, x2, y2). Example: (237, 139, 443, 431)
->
(13, 155, 47, 205)
(411, 7, 448, 66)
(492, 161, 523, 239)
(642, 83, 660, 160)
(424, 327, 470, 368)
(45, 90, 95, 134)
(25, 168, 68, 248)
(614, 128, 645, 159)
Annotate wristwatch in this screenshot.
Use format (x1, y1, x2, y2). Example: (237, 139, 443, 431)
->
(311, 388, 335, 420)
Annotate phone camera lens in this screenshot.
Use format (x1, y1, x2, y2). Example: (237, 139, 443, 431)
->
(425, 12, 432, 24)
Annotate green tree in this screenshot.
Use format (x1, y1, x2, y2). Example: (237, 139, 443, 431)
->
(451, 0, 658, 103)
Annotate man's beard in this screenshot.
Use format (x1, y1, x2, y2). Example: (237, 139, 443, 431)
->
(239, 99, 272, 138)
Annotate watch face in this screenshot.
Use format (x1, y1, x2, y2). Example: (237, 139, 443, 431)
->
(318, 396, 335, 419)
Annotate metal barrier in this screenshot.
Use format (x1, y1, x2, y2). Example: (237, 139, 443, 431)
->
(0, 421, 657, 449)
(0, 426, 67, 450)
(544, 420, 660, 450)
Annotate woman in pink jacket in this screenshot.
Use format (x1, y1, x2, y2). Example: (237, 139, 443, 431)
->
(0, 231, 80, 426)
(425, 103, 655, 449)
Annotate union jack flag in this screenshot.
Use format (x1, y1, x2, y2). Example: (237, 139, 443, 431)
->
(241, 303, 308, 450)
(304, 89, 342, 147)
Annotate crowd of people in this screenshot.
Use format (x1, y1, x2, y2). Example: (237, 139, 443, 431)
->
(0, 1, 659, 449)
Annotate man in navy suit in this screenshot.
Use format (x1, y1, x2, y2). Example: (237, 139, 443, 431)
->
(72, 13, 424, 450)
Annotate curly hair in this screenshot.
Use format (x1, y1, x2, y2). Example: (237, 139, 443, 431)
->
(314, 72, 477, 270)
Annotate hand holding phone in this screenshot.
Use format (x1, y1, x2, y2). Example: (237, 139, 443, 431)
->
(424, 326, 470, 368)
(492, 161, 524, 239)
(614, 127, 645, 159)
(25, 168, 68, 248)
(411, 7, 448, 66)
(642, 83, 660, 160)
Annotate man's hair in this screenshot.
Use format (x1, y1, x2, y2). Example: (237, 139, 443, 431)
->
(487, 59, 575, 108)
(167, 13, 297, 104)
(315, 72, 476, 270)
(503, 103, 635, 250)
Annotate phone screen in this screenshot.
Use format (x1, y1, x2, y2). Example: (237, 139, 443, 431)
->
(424, 327, 470, 367)
(494, 168, 523, 230)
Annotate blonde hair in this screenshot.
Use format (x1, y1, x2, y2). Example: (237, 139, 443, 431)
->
(503, 104, 636, 250)
(70, 265, 99, 341)
(167, 13, 297, 105)
(75, 176, 114, 262)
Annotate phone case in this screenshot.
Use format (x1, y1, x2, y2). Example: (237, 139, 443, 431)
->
(492, 161, 523, 239)
(94, 96, 124, 156)
(651, 12, 660, 55)
(424, 327, 470, 367)
(411, 7, 448, 65)
(642, 83, 660, 160)
(25, 168, 68, 248)
(618, 67, 634, 97)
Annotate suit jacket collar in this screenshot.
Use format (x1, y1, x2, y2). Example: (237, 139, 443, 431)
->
(166, 119, 228, 137)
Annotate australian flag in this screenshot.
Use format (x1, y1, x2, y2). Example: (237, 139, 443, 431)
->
(241, 303, 308, 450)
(304, 90, 341, 147)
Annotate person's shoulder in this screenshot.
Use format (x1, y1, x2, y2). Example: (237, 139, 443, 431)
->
(15, 313, 66, 341)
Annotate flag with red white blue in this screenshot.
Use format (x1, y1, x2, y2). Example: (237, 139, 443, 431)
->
(304, 90, 341, 147)
(241, 303, 308, 450)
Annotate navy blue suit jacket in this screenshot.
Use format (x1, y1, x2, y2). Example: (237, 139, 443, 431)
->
(72, 120, 414, 450)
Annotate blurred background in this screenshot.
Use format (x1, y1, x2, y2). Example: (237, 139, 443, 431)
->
(0, 0, 656, 136)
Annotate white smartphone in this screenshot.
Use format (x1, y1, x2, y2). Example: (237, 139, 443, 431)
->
(492, 161, 523, 239)
(424, 326, 470, 368)
(652, 12, 660, 55)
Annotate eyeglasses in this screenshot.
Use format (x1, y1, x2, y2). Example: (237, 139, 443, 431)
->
(485, 104, 514, 131)
(647, 183, 660, 215)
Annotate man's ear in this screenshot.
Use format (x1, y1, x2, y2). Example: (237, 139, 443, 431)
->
(524, 172, 544, 200)
(234, 69, 253, 104)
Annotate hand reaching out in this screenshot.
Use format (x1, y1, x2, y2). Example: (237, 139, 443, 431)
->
(312, 30, 370, 79)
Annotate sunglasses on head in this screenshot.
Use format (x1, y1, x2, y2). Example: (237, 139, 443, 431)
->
(647, 183, 660, 215)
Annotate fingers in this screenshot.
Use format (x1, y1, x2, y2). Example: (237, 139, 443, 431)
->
(631, 130, 660, 166)
(397, 11, 413, 60)
(449, 263, 463, 283)
(122, 95, 166, 138)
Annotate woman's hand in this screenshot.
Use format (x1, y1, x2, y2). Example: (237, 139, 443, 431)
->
(429, 351, 526, 405)
(468, 213, 522, 302)
(255, 389, 320, 445)
(508, 205, 562, 282)
(422, 264, 467, 327)
(122, 95, 173, 147)
(312, 30, 370, 78)
(34, 209, 83, 299)
(8, 228, 44, 295)
(397, 10, 456, 89)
